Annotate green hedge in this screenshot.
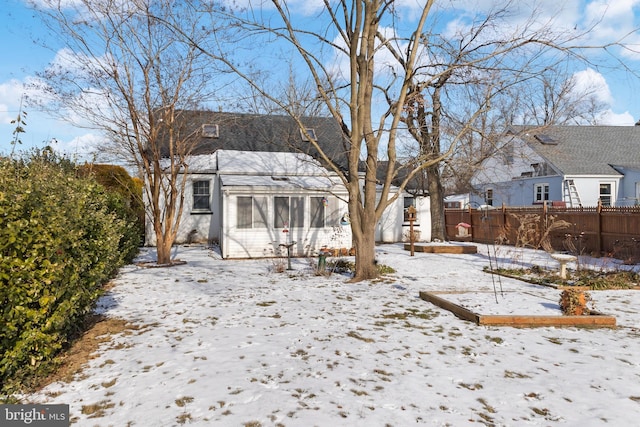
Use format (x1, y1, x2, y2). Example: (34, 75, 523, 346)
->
(0, 150, 140, 394)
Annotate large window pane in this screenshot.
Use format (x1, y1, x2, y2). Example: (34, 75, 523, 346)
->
(291, 196, 305, 228)
(237, 196, 252, 229)
(274, 197, 289, 228)
(327, 197, 340, 226)
(253, 197, 268, 228)
(310, 197, 326, 228)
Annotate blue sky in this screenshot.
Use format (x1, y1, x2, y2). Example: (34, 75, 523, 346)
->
(1, 0, 101, 158)
(1, 0, 639, 160)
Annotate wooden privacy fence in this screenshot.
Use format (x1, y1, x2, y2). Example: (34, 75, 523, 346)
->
(445, 203, 640, 261)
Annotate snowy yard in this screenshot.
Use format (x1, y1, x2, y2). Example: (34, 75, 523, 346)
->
(30, 243, 640, 426)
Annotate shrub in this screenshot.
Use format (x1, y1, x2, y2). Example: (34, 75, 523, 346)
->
(327, 259, 395, 276)
(559, 289, 592, 316)
(0, 149, 139, 394)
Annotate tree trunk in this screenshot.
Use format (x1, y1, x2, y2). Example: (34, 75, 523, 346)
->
(352, 216, 378, 281)
(427, 164, 447, 241)
(156, 232, 173, 265)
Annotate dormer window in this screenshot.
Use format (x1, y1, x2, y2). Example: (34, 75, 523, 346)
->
(202, 124, 219, 138)
(300, 128, 316, 142)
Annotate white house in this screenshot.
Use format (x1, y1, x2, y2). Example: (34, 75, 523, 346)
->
(470, 126, 640, 208)
(146, 149, 431, 258)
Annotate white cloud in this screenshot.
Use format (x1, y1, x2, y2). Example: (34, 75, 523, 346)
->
(569, 68, 636, 125)
(572, 68, 613, 104)
(596, 109, 635, 125)
(0, 79, 26, 124)
(580, 0, 640, 59)
(49, 131, 107, 161)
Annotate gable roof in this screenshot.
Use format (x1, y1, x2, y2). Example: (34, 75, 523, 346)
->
(185, 150, 343, 192)
(512, 125, 640, 176)
(171, 111, 348, 169)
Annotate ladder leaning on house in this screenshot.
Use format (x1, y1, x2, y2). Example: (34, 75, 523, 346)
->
(563, 179, 582, 207)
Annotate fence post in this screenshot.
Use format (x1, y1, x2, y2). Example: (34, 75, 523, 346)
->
(596, 199, 603, 256)
(468, 204, 473, 241)
(502, 203, 507, 239)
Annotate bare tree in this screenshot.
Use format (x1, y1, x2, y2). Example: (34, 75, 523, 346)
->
(518, 69, 611, 126)
(442, 66, 612, 205)
(31, 0, 226, 264)
(218, 1, 440, 280)
(171, 0, 629, 280)
(393, 3, 619, 240)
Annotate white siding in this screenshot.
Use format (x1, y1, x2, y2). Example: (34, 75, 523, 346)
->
(221, 190, 352, 259)
(146, 150, 435, 256)
(570, 176, 621, 207)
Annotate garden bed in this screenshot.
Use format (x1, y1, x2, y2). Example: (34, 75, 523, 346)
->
(487, 267, 640, 290)
(404, 243, 477, 254)
(419, 291, 616, 328)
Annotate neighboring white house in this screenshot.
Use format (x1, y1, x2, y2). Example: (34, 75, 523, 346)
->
(444, 194, 470, 209)
(470, 126, 640, 208)
(145, 150, 431, 258)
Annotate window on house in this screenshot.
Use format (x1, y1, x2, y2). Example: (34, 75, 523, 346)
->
(503, 145, 514, 164)
(444, 201, 462, 209)
(310, 197, 326, 228)
(202, 124, 219, 138)
(300, 128, 317, 142)
(485, 189, 493, 206)
(600, 183, 612, 206)
(274, 196, 305, 228)
(237, 196, 268, 229)
(192, 180, 210, 211)
(534, 183, 550, 203)
(403, 197, 416, 221)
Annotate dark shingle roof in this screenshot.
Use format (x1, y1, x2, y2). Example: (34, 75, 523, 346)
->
(170, 111, 348, 169)
(513, 125, 640, 176)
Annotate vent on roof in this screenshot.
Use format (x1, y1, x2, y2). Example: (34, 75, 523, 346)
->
(534, 134, 557, 145)
(300, 128, 316, 142)
(271, 176, 290, 181)
(202, 124, 219, 138)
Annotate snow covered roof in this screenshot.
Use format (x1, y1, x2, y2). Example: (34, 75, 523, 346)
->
(170, 149, 334, 176)
(161, 111, 348, 170)
(216, 150, 327, 175)
(220, 174, 342, 192)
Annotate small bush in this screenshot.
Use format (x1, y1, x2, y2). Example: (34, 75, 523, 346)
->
(559, 289, 592, 316)
(0, 150, 140, 395)
(327, 259, 395, 276)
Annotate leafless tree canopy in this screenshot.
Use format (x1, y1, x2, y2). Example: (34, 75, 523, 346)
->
(32, 0, 637, 275)
(33, 0, 228, 264)
(190, 0, 631, 278)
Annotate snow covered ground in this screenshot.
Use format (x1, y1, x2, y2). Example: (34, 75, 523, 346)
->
(31, 243, 640, 426)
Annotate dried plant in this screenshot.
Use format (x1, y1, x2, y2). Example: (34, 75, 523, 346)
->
(510, 213, 571, 252)
(559, 289, 592, 316)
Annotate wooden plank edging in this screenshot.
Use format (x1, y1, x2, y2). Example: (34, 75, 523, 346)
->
(404, 244, 477, 254)
(419, 291, 616, 328)
(419, 291, 479, 323)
